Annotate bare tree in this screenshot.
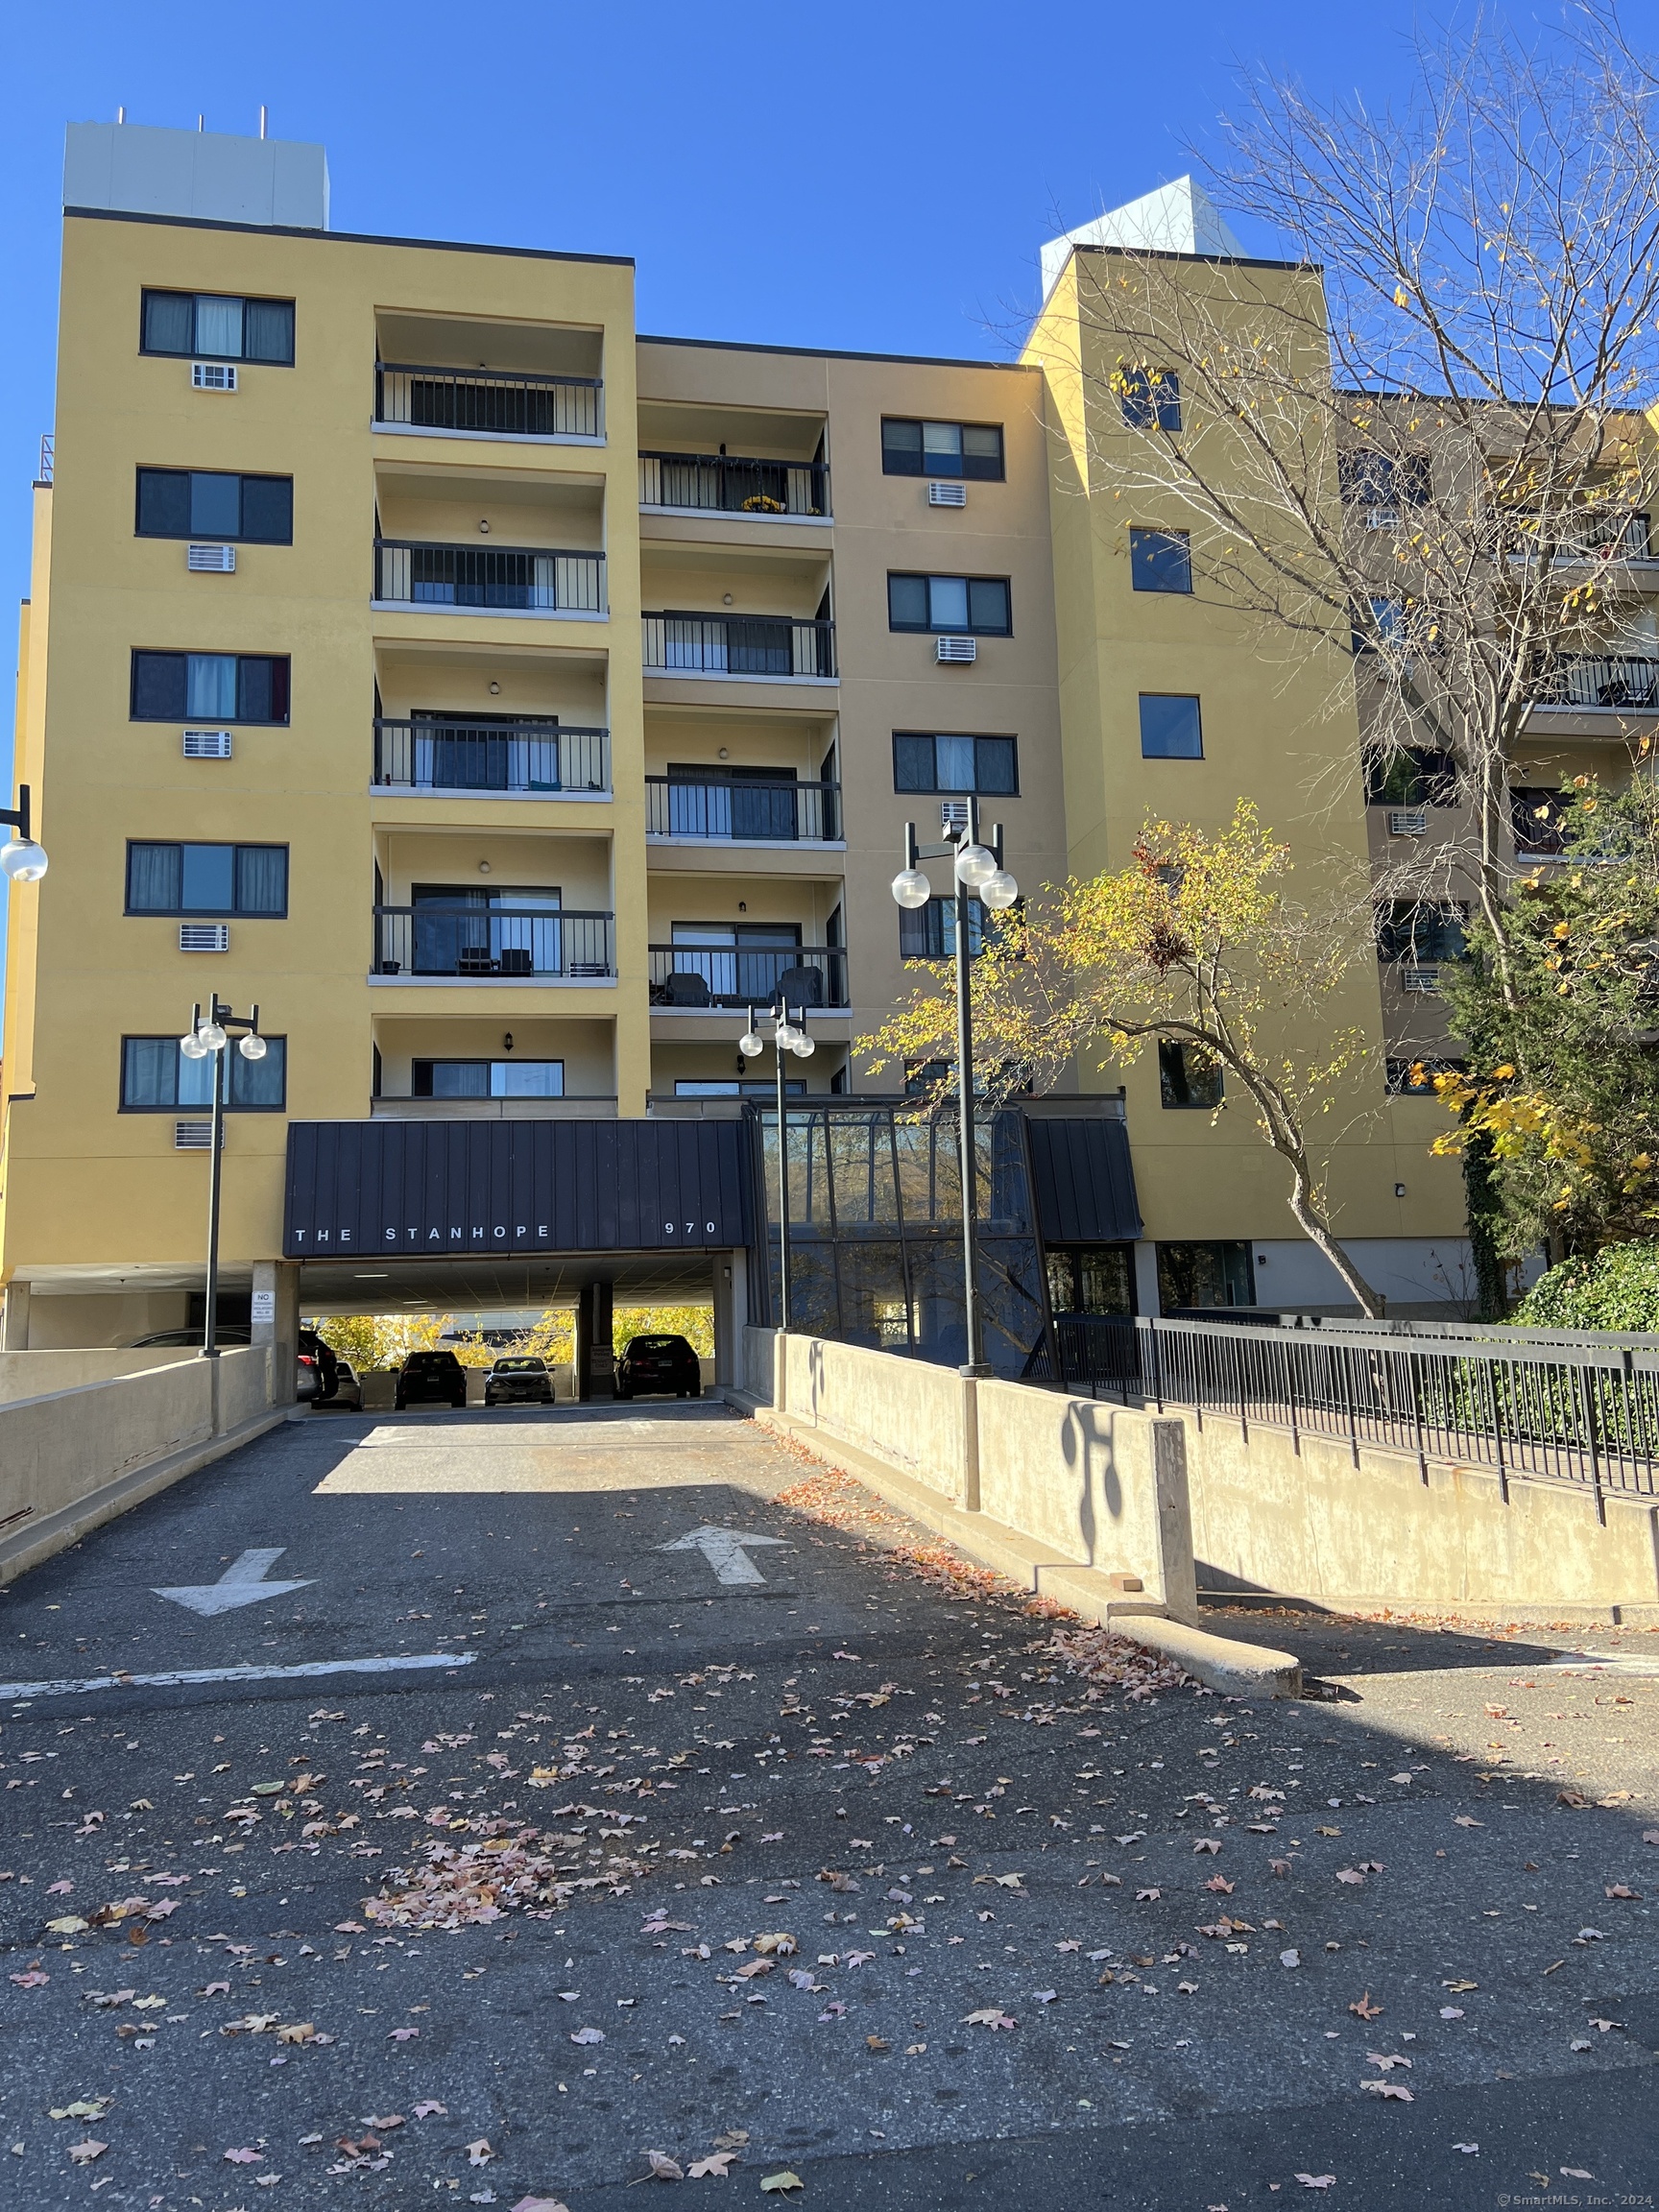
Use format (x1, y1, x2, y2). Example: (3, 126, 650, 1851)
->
(1035, 7, 1659, 988)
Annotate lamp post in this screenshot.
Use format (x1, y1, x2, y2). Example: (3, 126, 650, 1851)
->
(891, 794, 1018, 1375)
(180, 997, 268, 1359)
(0, 785, 48, 882)
(738, 1000, 815, 1331)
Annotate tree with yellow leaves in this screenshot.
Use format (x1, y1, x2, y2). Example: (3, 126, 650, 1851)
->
(862, 801, 1386, 1315)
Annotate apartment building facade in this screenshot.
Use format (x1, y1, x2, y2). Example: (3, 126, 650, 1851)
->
(1, 126, 1480, 1360)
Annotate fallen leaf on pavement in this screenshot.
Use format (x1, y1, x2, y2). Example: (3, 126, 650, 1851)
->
(413, 2103, 447, 2120)
(1292, 2177, 1335, 2191)
(1135, 1888, 1162, 1903)
(1349, 1992, 1383, 2020)
(1453, 1816, 1483, 1829)
(1604, 1886, 1641, 1901)
(10, 1970, 48, 1988)
(962, 2008, 1017, 2031)
(1335, 1870, 1365, 1887)
(1439, 2007, 1465, 2021)
(1443, 1980, 1479, 1993)
(200, 1982, 231, 1997)
(1452, 2144, 1479, 2155)
(46, 1916, 88, 1935)
(275, 2023, 314, 2045)
(865, 2035, 888, 2051)
(1561, 2170, 1593, 2181)
(512, 2198, 571, 2211)
(1192, 1839, 1221, 1856)
(1280, 1950, 1301, 1967)
(467, 2139, 495, 2166)
(1204, 1876, 1235, 1894)
(758, 2174, 803, 2194)
(570, 2028, 605, 2045)
(389, 2026, 420, 2040)
(1361, 2082, 1413, 2101)
(50, 2102, 110, 2121)
(68, 2142, 108, 2166)
(225, 2149, 263, 2164)
(1366, 2053, 1412, 2070)
(687, 2152, 737, 2177)
(641, 2151, 684, 2179)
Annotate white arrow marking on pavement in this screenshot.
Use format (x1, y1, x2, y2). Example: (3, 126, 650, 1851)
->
(152, 1547, 315, 1617)
(657, 1524, 792, 1587)
(0, 1652, 476, 1702)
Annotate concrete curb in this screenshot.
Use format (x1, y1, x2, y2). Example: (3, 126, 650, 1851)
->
(751, 1404, 1304, 1698)
(1202, 1593, 1659, 1632)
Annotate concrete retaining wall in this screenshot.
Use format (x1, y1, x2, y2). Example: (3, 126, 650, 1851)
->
(0, 1345, 279, 1586)
(0, 1346, 204, 1405)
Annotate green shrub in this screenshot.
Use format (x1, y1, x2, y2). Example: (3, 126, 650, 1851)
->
(1512, 1242, 1659, 1333)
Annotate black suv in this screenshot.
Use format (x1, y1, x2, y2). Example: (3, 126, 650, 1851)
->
(614, 1334, 702, 1400)
(395, 1349, 468, 1410)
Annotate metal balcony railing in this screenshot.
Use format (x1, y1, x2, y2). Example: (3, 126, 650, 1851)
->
(648, 944, 847, 1009)
(645, 775, 840, 842)
(374, 540, 606, 615)
(373, 907, 615, 979)
(1531, 654, 1659, 710)
(373, 719, 611, 795)
(638, 450, 829, 517)
(375, 362, 603, 441)
(642, 612, 835, 679)
(1497, 509, 1652, 563)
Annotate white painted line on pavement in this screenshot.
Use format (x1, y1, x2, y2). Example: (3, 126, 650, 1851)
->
(153, 1547, 315, 1616)
(658, 1523, 791, 1586)
(2, 1651, 477, 1702)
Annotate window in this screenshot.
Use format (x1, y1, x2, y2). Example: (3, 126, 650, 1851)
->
(1376, 901, 1468, 965)
(130, 652, 290, 724)
(136, 470, 293, 544)
(412, 1060, 565, 1098)
(121, 1034, 286, 1110)
(888, 573, 1011, 636)
(900, 896, 988, 959)
(1510, 786, 1569, 856)
(140, 290, 295, 365)
(1129, 528, 1191, 593)
(1157, 1240, 1254, 1311)
(1364, 747, 1457, 806)
(892, 733, 1018, 794)
(1158, 1041, 1223, 1108)
(880, 419, 1005, 481)
(1386, 1056, 1464, 1096)
(1139, 693, 1203, 758)
(1118, 368, 1182, 431)
(1046, 1245, 1135, 1317)
(1338, 448, 1431, 515)
(126, 842, 288, 917)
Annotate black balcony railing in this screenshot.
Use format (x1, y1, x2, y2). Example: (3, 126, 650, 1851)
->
(1531, 654, 1659, 710)
(648, 944, 847, 1009)
(642, 612, 835, 679)
(375, 540, 606, 614)
(373, 719, 611, 794)
(1497, 509, 1653, 563)
(375, 362, 604, 441)
(644, 775, 840, 842)
(638, 450, 829, 517)
(374, 906, 615, 979)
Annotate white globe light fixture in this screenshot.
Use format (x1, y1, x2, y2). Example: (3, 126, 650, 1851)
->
(738, 1027, 763, 1059)
(792, 1032, 816, 1059)
(0, 835, 47, 883)
(199, 1020, 228, 1051)
(980, 867, 1020, 910)
(774, 1019, 801, 1053)
(891, 866, 931, 909)
(238, 1031, 268, 1062)
(954, 840, 997, 888)
(180, 1028, 209, 1060)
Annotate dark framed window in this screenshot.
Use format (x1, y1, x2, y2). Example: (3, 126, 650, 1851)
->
(126, 842, 289, 917)
(1157, 1239, 1254, 1311)
(130, 651, 290, 724)
(892, 733, 1018, 794)
(1337, 448, 1431, 511)
(140, 290, 295, 365)
(900, 896, 988, 959)
(1046, 1245, 1135, 1316)
(1386, 1056, 1465, 1095)
(121, 1034, 287, 1111)
(1130, 527, 1191, 593)
(1376, 901, 1468, 964)
(1364, 747, 1457, 806)
(1119, 368, 1182, 431)
(887, 573, 1012, 635)
(412, 1059, 565, 1098)
(1158, 1041, 1224, 1108)
(1139, 693, 1203, 758)
(880, 419, 1004, 480)
(136, 469, 293, 544)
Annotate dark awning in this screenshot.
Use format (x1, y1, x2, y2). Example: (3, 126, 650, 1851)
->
(1024, 1116, 1142, 1243)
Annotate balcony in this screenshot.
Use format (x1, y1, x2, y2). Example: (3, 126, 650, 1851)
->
(1530, 654, 1659, 710)
(642, 612, 835, 681)
(371, 1094, 618, 1120)
(649, 943, 847, 1010)
(373, 906, 615, 981)
(374, 540, 606, 618)
(645, 773, 840, 843)
(375, 362, 604, 443)
(374, 718, 611, 796)
(638, 450, 829, 518)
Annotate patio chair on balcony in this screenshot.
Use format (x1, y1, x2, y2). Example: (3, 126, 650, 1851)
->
(497, 947, 535, 976)
(776, 963, 825, 1008)
(662, 971, 713, 1007)
(457, 947, 498, 977)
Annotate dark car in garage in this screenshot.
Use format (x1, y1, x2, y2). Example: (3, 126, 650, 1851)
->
(395, 1348, 469, 1410)
(614, 1333, 702, 1400)
(484, 1355, 555, 1407)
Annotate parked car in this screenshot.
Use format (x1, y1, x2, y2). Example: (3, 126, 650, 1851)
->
(484, 1355, 555, 1407)
(395, 1348, 468, 1410)
(130, 1324, 329, 1403)
(298, 1328, 340, 1404)
(324, 1358, 364, 1410)
(614, 1333, 702, 1400)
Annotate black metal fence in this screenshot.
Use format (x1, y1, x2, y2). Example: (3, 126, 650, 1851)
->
(375, 540, 606, 614)
(638, 451, 830, 517)
(374, 719, 610, 794)
(376, 362, 603, 441)
(645, 775, 840, 841)
(642, 612, 836, 679)
(648, 944, 847, 1009)
(1037, 1313, 1659, 1510)
(1532, 654, 1659, 710)
(373, 906, 615, 979)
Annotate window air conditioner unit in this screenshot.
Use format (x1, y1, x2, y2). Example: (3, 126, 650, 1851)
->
(1403, 965, 1442, 993)
(180, 924, 230, 952)
(940, 799, 971, 833)
(182, 729, 234, 759)
(187, 541, 237, 572)
(1387, 807, 1428, 837)
(174, 1120, 223, 1149)
(927, 480, 968, 507)
(935, 635, 976, 663)
(192, 361, 238, 391)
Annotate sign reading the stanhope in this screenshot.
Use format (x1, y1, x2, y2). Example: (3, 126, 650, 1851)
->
(283, 1118, 752, 1259)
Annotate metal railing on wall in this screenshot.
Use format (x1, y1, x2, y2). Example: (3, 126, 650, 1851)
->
(642, 612, 835, 679)
(374, 540, 606, 614)
(376, 362, 603, 441)
(638, 450, 829, 517)
(645, 775, 840, 841)
(648, 943, 847, 1008)
(374, 719, 611, 794)
(373, 906, 615, 979)
(1531, 654, 1659, 710)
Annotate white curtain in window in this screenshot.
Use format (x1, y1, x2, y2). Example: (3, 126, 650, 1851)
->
(186, 655, 238, 718)
(194, 295, 243, 357)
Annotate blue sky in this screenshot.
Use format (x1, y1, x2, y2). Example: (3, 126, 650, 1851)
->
(0, 0, 1504, 915)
